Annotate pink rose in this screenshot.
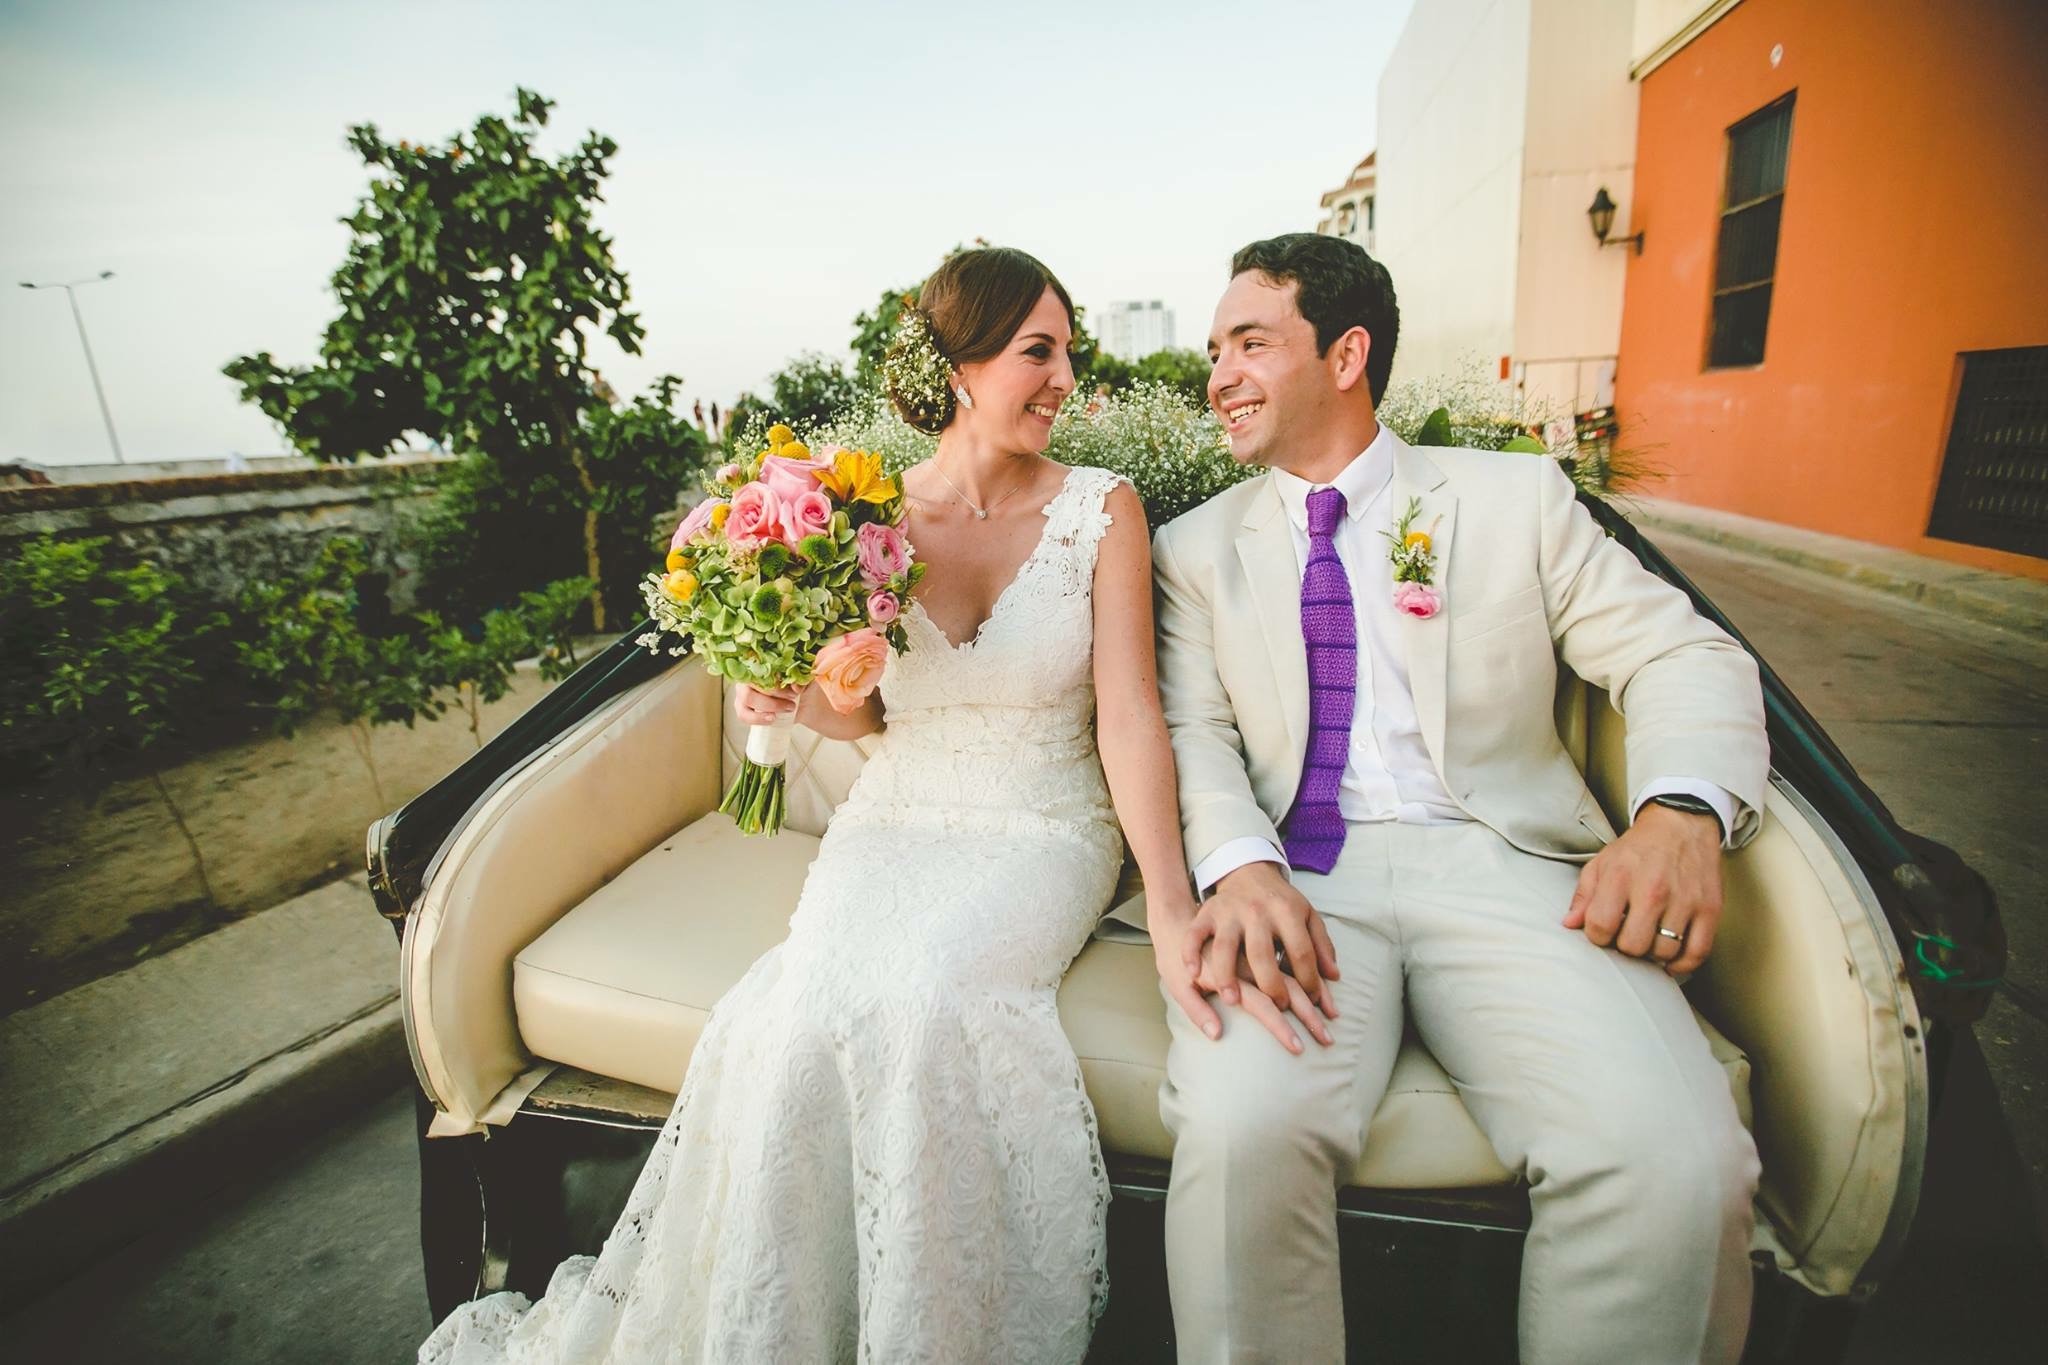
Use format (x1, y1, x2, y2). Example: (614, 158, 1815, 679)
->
(1393, 583, 1442, 619)
(758, 450, 834, 503)
(671, 497, 720, 549)
(866, 589, 899, 625)
(787, 489, 833, 544)
(811, 627, 890, 714)
(725, 481, 786, 550)
(855, 521, 910, 587)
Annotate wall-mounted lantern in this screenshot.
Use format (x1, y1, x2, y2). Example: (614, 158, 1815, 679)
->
(1588, 187, 1644, 255)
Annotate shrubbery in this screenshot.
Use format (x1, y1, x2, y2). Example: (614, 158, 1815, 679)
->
(1, 532, 587, 798)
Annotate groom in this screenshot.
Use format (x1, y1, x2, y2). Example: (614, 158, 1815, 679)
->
(1148, 233, 1768, 1364)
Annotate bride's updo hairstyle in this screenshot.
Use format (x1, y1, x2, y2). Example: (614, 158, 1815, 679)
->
(884, 246, 1075, 435)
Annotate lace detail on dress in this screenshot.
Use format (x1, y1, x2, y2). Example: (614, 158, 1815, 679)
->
(419, 464, 1133, 1365)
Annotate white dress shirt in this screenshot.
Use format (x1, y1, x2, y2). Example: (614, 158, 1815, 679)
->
(1191, 427, 1738, 895)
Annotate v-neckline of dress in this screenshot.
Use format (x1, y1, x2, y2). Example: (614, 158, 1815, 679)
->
(911, 464, 1079, 654)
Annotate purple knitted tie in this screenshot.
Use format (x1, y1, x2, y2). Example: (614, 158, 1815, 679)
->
(1281, 486, 1355, 874)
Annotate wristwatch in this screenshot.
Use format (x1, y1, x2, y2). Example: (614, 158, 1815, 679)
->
(1645, 792, 1726, 840)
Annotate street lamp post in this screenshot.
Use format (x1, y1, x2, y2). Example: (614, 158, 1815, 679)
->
(19, 270, 127, 464)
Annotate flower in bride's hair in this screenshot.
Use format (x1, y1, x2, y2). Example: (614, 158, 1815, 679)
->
(726, 482, 786, 550)
(855, 522, 909, 586)
(882, 305, 954, 427)
(811, 627, 889, 713)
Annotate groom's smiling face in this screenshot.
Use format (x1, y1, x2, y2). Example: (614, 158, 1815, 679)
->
(1206, 271, 1334, 470)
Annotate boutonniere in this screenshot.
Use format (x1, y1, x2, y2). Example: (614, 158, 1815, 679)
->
(1382, 496, 1442, 619)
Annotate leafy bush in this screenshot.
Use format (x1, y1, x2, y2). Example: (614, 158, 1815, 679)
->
(1046, 384, 1251, 526)
(796, 383, 1249, 528)
(235, 536, 590, 803)
(0, 535, 229, 780)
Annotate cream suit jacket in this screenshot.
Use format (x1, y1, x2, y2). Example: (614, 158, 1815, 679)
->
(1151, 437, 1770, 875)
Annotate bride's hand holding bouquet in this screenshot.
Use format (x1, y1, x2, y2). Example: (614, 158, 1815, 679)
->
(641, 424, 923, 834)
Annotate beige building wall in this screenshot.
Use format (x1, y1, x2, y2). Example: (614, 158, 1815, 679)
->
(1514, 0, 1641, 426)
(1375, 0, 1639, 426)
(1373, 0, 1531, 392)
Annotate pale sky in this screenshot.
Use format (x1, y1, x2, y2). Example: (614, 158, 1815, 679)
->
(1, 0, 1414, 465)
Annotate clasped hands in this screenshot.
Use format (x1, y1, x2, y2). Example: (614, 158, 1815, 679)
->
(1157, 807, 1726, 1054)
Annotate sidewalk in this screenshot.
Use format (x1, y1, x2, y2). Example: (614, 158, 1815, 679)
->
(0, 872, 404, 1303)
(1625, 496, 2048, 636)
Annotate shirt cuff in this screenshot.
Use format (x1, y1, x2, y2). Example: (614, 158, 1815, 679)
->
(1630, 777, 1741, 849)
(1191, 837, 1290, 898)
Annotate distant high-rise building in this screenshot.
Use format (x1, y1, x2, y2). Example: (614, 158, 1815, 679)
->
(1097, 300, 1176, 362)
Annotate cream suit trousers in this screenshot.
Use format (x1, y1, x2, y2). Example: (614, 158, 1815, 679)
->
(1158, 822, 1760, 1365)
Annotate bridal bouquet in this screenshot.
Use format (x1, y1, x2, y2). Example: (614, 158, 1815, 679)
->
(640, 424, 923, 834)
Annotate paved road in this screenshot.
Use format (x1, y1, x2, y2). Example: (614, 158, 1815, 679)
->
(1656, 533, 2047, 1241)
(1, 1084, 431, 1361)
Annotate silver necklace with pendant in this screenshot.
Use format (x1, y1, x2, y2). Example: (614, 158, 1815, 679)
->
(932, 458, 1027, 521)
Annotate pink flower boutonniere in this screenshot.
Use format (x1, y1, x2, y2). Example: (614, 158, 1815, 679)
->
(1383, 496, 1442, 619)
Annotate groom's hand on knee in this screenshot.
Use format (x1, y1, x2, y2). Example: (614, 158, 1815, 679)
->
(1564, 805, 1724, 976)
(1190, 863, 1341, 1049)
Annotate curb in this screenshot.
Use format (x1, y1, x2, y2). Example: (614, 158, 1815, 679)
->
(1625, 499, 2048, 637)
(0, 996, 409, 1304)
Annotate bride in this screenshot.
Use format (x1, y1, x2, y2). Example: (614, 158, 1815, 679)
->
(417, 246, 1208, 1363)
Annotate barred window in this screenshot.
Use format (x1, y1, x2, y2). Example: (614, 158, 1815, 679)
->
(1927, 346, 2048, 559)
(1707, 94, 1794, 369)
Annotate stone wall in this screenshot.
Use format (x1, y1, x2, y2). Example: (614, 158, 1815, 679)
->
(0, 651, 578, 1015)
(0, 457, 452, 612)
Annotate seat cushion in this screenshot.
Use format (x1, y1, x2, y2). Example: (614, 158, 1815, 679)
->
(517, 813, 1753, 1191)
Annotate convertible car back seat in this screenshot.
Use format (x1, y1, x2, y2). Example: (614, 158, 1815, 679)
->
(512, 808, 1754, 1191)
(401, 662, 1921, 1300)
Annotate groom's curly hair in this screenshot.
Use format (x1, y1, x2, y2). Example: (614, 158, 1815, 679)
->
(1231, 233, 1400, 405)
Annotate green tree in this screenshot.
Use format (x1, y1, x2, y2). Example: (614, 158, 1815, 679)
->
(1127, 348, 1213, 405)
(767, 352, 862, 433)
(222, 88, 705, 631)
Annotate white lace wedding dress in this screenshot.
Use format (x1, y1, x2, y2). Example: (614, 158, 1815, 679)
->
(418, 464, 1132, 1364)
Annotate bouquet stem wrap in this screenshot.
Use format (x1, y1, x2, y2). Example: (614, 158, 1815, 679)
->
(721, 712, 795, 835)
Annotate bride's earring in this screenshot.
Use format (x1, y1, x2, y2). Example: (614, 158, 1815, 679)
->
(954, 385, 975, 411)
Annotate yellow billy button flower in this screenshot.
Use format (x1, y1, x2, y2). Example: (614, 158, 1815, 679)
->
(661, 568, 698, 603)
(1404, 531, 1433, 554)
(816, 448, 898, 506)
(765, 423, 796, 448)
(666, 548, 690, 572)
(709, 503, 731, 531)
(779, 440, 810, 462)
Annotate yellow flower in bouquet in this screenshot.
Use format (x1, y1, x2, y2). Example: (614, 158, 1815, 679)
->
(817, 447, 897, 507)
(661, 568, 698, 603)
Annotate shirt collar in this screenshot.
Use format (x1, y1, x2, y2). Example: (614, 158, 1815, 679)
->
(1272, 423, 1397, 533)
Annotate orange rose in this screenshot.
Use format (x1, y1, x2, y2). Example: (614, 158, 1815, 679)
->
(811, 628, 889, 714)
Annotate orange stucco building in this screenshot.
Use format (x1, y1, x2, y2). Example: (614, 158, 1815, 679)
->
(1615, 0, 2048, 579)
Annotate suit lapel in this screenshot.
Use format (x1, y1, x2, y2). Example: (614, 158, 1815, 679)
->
(1234, 476, 1310, 762)
(1392, 439, 1456, 776)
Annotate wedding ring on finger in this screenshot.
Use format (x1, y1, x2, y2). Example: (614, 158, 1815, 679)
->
(1655, 925, 1686, 952)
